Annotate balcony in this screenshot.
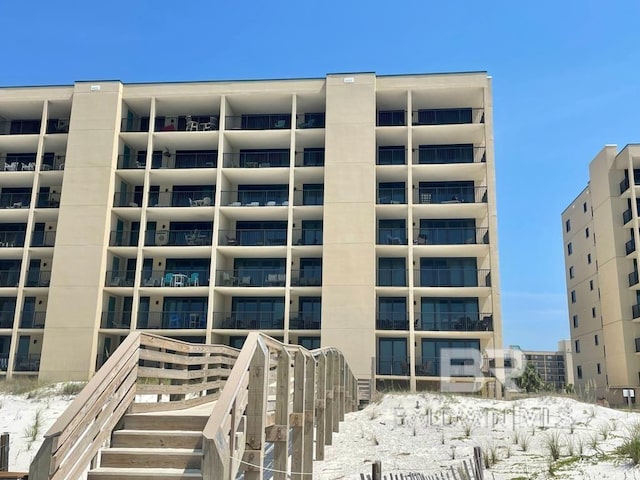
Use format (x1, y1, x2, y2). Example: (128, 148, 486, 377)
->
(296, 113, 325, 129)
(414, 268, 491, 287)
(216, 312, 284, 329)
(156, 115, 218, 132)
(293, 190, 324, 206)
(0, 354, 7, 371)
(105, 271, 135, 287)
(290, 270, 322, 287)
(377, 188, 407, 205)
(113, 192, 141, 207)
(109, 230, 139, 247)
(295, 150, 325, 167)
(292, 228, 323, 246)
(223, 151, 290, 168)
(0, 192, 31, 209)
(137, 311, 207, 329)
(216, 269, 285, 287)
(376, 269, 408, 287)
(416, 313, 493, 332)
(412, 227, 489, 245)
(633, 304, 640, 319)
(412, 108, 484, 125)
(0, 231, 25, 248)
(141, 270, 208, 288)
(415, 357, 439, 376)
(377, 110, 406, 127)
(157, 152, 217, 169)
(620, 177, 630, 194)
(377, 229, 408, 245)
(376, 316, 409, 330)
(144, 229, 213, 247)
(41, 154, 65, 171)
(1, 154, 37, 172)
(218, 229, 287, 247)
(120, 116, 149, 133)
(100, 311, 132, 329)
(35, 192, 61, 208)
(45, 118, 70, 134)
(636, 337, 640, 353)
(630, 271, 639, 287)
(0, 312, 14, 328)
(220, 190, 289, 207)
(289, 313, 321, 330)
(0, 271, 20, 287)
(20, 311, 45, 329)
(14, 354, 40, 372)
(0, 119, 41, 135)
(413, 145, 485, 164)
(624, 208, 633, 224)
(377, 357, 409, 376)
(377, 148, 407, 165)
(31, 230, 56, 247)
(226, 114, 291, 130)
(25, 270, 51, 287)
(416, 186, 487, 204)
(148, 191, 214, 208)
(626, 238, 636, 255)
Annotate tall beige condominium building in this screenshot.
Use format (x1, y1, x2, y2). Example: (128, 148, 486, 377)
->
(0, 72, 502, 393)
(562, 144, 640, 405)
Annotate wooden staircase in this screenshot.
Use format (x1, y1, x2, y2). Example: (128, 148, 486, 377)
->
(87, 410, 210, 480)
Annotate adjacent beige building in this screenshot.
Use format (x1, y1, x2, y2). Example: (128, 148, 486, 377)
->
(562, 145, 640, 404)
(0, 72, 502, 392)
(518, 340, 574, 391)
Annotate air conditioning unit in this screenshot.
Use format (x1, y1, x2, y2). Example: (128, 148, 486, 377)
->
(155, 230, 169, 246)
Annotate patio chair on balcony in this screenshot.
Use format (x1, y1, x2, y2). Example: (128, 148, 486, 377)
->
(298, 118, 316, 129)
(225, 233, 238, 246)
(202, 196, 212, 206)
(239, 276, 252, 287)
(199, 116, 218, 131)
(4, 162, 18, 171)
(273, 120, 286, 128)
(189, 272, 200, 286)
(163, 272, 174, 287)
(185, 115, 199, 131)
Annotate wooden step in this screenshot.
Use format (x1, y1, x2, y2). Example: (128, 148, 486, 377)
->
(123, 414, 209, 431)
(112, 430, 203, 449)
(88, 467, 202, 480)
(99, 448, 201, 470)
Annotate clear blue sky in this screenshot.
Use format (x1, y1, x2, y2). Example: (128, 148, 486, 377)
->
(2, 1, 639, 351)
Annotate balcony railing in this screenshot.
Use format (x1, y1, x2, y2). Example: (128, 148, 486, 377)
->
(120, 116, 149, 133)
(377, 357, 409, 375)
(377, 229, 408, 245)
(20, 311, 46, 329)
(620, 177, 630, 194)
(376, 316, 409, 330)
(416, 313, 493, 332)
(25, 270, 51, 287)
(377, 188, 407, 204)
(215, 312, 284, 329)
(41, 154, 65, 171)
(220, 190, 289, 207)
(376, 269, 408, 287)
(412, 108, 484, 125)
(630, 271, 639, 287)
(14, 353, 40, 372)
(148, 191, 214, 208)
(633, 304, 640, 319)
(109, 230, 139, 247)
(623, 208, 633, 224)
(0, 354, 7, 371)
(0, 192, 31, 209)
(156, 115, 218, 132)
(292, 228, 323, 246)
(216, 269, 286, 287)
(31, 230, 56, 247)
(416, 186, 487, 204)
(413, 145, 485, 164)
(377, 110, 406, 126)
(137, 311, 207, 329)
(218, 229, 287, 246)
(636, 337, 640, 353)
(1, 154, 37, 171)
(289, 313, 321, 329)
(35, 192, 61, 208)
(105, 270, 136, 287)
(296, 113, 325, 129)
(377, 148, 407, 165)
(141, 270, 208, 287)
(113, 192, 141, 207)
(290, 269, 322, 287)
(223, 151, 290, 168)
(100, 311, 132, 329)
(0, 231, 25, 248)
(0, 312, 14, 328)
(225, 114, 291, 130)
(144, 229, 213, 247)
(412, 227, 489, 245)
(626, 238, 636, 255)
(46, 118, 70, 134)
(415, 357, 440, 376)
(0, 119, 41, 135)
(414, 268, 491, 287)
(295, 150, 325, 167)
(293, 190, 324, 206)
(0, 270, 20, 287)
(159, 152, 218, 169)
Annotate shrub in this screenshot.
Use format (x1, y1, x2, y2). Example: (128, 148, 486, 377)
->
(518, 433, 531, 452)
(617, 421, 640, 465)
(61, 382, 85, 395)
(544, 430, 563, 461)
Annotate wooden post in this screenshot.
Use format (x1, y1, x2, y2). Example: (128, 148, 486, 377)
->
(338, 355, 345, 422)
(473, 446, 484, 480)
(315, 351, 327, 460)
(242, 341, 269, 480)
(0, 432, 8, 471)
(290, 351, 305, 479)
(325, 351, 335, 445)
(271, 349, 291, 480)
(332, 353, 340, 433)
(372, 461, 382, 480)
(302, 352, 315, 479)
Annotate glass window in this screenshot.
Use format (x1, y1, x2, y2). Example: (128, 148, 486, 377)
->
(297, 336, 320, 350)
(378, 257, 406, 286)
(419, 257, 478, 287)
(378, 182, 406, 204)
(419, 298, 480, 331)
(379, 219, 406, 244)
(377, 338, 408, 375)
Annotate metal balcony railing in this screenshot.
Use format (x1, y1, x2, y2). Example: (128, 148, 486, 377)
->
(412, 108, 484, 125)
(215, 312, 284, 329)
(108, 230, 139, 247)
(148, 191, 214, 208)
(113, 192, 142, 207)
(0, 119, 41, 135)
(0, 192, 31, 209)
(218, 229, 287, 246)
(0, 270, 20, 287)
(144, 229, 213, 247)
(377, 110, 406, 126)
(288, 313, 321, 329)
(137, 311, 207, 329)
(376, 316, 409, 330)
(414, 268, 491, 287)
(226, 114, 291, 130)
(41, 154, 65, 171)
(416, 313, 493, 332)
(0, 354, 7, 371)
(220, 190, 289, 207)
(0, 231, 25, 248)
(377, 228, 408, 245)
(295, 150, 325, 167)
(1, 154, 37, 171)
(376, 357, 410, 375)
(120, 116, 149, 133)
(20, 311, 46, 329)
(376, 148, 407, 165)
(415, 357, 440, 376)
(141, 270, 208, 287)
(216, 269, 286, 287)
(159, 152, 218, 169)
(46, 118, 70, 134)
(14, 353, 40, 372)
(293, 190, 324, 206)
(104, 270, 135, 287)
(620, 177, 630, 194)
(223, 151, 290, 168)
(0, 312, 14, 328)
(296, 113, 325, 129)
(25, 270, 51, 287)
(412, 145, 486, 164)
(292, 228, 323, 246)
(376, 269, 408, 287)
(412, 227, 489, 245)
(633, 304, 640, 319)
(290, 269, 322, 287)
(630, 271, 639, 287)
(623, 208, 633, 224)
(626, 238, 636, 255)
(156, 115, 218, 132)
(377, 188, 407, 204)
(416, 186, 488, 204)
(30, 229, 56, 247)
(636, 337, 640, 353)
(35, 192, 61, 208)
(100, 311, 132, 329)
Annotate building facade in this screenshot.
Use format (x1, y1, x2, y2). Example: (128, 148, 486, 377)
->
(0, 72, 502, 392)
(520, 340, 573, 391)
(562, 145, 640, 404)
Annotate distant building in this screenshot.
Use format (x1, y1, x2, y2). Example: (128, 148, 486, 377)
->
(521, 341, 573, 391)
(562, 145, 640, 405)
